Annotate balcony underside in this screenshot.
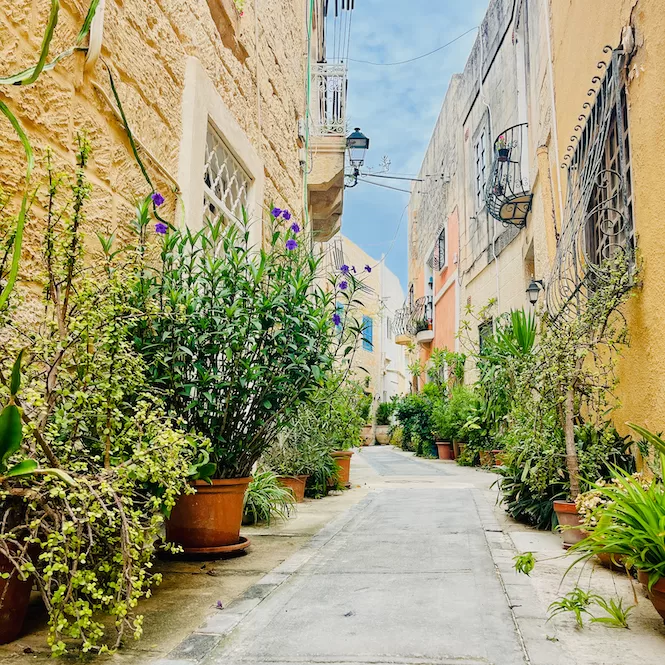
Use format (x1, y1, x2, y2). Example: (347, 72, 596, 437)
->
(308, 135, 346, 242)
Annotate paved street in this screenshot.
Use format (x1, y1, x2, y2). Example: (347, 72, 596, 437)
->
(165, 447, 558, 665)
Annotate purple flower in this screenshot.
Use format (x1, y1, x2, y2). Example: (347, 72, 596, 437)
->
(155, 222, 168, 235)
(271, 207, 282, 218)
(339, 280, 348, 290)
(282, 210, 292, 221)
(340, 264, 350, 275)
(151, 192, 165, 207)
(365, 264, 372, 273)
(332, 312, 342, 326)
(290, 223, 301, 234)
(216, 600, 224, 610)
(286, 239, 298, 251)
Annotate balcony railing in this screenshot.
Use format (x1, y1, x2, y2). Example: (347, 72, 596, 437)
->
(485, 123, 533, 227)
(392, 296, 433, 340)
(310, 63, 347, 137)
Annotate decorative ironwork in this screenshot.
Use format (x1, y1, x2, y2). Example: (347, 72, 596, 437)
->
(203, 122, 251, 223)
(485, 123, 532, 227)
(311, 63, 347, 136)
(392, 296, 433, 337)
(546, 47, 634, 322)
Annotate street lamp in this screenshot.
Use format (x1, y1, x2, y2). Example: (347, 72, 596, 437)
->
(346, 128, 370, 187)
(526, 279, 544, 306)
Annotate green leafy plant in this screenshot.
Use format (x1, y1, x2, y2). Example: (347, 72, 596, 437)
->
(376, 401, 394, 426)
(393, 393, 435, 454)
(243, 470, 295, 525)
(513, 552, 536, 576)
(432, 385, 477, 442)
(548, 587, 596, 628)
(590, 597, 634, 629)
(132, 212, 364, 479)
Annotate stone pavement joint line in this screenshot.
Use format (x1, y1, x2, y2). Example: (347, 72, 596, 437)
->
(156, 448, 567, 665)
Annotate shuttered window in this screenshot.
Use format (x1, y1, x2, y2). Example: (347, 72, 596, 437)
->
(362, 315, 374, 351)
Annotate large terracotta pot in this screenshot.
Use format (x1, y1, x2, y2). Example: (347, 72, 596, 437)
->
(166, 478, 251, 554)
(435, 442, 453, 460)
(553, 500, 587, 550)
(360, 425, 374, 446)
(0, 552, 33, 645)
(332, 450, 353, 487)
(375, 425, 390, 445)
(479, 450, 495, 467)
(277, 475, 309, 503)
(638, 571, 665, 623)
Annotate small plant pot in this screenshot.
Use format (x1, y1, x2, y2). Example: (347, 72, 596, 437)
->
(332, 450, 353, 488)
(361, 425, 374, 446)
(166, 478, 252, 555)
(435, 442, 453, 460)
(638, 571, 665, 623)
(498, 148, 510, 162)
(0, 551, 33, 645)
(479, 450, 495, 467)
(277, 475, 309, 503)
(492, 450, 506, 467)
(375, 426, 390, 445)
(552, 500, 587, 550)
(596, 552, 627, 572)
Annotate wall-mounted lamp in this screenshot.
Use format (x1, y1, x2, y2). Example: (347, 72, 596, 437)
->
(526, 279, 544, 306)
(345, 128, 370, 188)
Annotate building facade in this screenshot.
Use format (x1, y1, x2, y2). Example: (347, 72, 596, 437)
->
(325, 235, 410, 403)
(0, 0, 349, 268)
(405, 0, 665, 432)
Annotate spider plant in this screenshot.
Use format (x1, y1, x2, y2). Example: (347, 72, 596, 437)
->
(242, 470, 295, 525)
(591, 597, 634, 629)
(548, 587, 596, 628)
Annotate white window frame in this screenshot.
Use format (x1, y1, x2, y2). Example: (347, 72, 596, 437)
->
(178, 57, 265, 247)
(473, 124, 489, 212)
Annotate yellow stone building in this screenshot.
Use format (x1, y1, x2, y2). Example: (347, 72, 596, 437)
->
(0, 0, 349, 272)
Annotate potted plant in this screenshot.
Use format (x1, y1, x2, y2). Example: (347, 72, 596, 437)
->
(432, 386, 476, 461)
(359, 391, 374, 446)
(496, 135, 510, 162)
(375, 402, 393, 445)
(134, 210, 363, 553)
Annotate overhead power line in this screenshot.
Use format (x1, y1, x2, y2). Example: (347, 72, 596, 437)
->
(348, 26, 479, 66)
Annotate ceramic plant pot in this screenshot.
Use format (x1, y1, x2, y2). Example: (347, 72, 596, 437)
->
(166, 478, 252, 555)
(498, 147, 510, 162)
(375, 426, 390, 445)
(277, 475, 309, 503)
(552, 500, 587, 550)
(361, 425, 374, 446)
(0, 552, 33, 645)
(435, 442, 453, 460)
(638, 571, 665, 623)
(332, 450, 353, 487)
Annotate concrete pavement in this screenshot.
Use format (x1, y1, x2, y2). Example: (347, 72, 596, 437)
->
(158, 447, 566, 665)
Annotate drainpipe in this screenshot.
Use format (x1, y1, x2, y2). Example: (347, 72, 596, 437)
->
(84, 0, 106, 72)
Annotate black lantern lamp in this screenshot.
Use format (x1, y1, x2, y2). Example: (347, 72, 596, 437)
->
(526, 279, 544, 306)
(346, 128, 370, 187)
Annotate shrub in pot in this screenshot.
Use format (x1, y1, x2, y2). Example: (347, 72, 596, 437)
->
(432, 386, 476, 461)
(375, 402, 393, 445)
(394, 392, 436, 455)
(132, 211, 367, 551)
(242, 471, 295, 523)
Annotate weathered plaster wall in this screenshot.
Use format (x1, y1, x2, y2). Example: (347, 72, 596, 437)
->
(549, 0, 665, 434)
(0, 0, 307, 284)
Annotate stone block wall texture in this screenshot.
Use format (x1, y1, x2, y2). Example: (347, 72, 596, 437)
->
(0, 0, 307, 286)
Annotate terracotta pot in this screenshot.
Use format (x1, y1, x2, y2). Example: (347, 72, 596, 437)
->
(493, 450, 507, 467)
(638, 570, 665, 623)
(361, 425, 374, 446)
(277, 475, 309, 503)
(166, 478, 251, 554)
(596, 552, 627, 572)
(0, 552, 33, 645)
(479, 450, 495, 467)
(332, 450, 353, 487)
(435, 442, 453, 460)
(552, 500, 587, 550)
(375, 425, 390, 445)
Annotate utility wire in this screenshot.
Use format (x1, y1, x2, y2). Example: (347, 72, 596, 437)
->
(357, 177, 413, 194)
(348, 26, 478, 66)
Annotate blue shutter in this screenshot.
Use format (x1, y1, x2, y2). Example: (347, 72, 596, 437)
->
(362, 316, 373, 351)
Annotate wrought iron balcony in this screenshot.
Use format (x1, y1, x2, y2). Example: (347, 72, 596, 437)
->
(392, 296, 433, 344)
(485, 123, 532, 227)
(310, 63, 347, 136)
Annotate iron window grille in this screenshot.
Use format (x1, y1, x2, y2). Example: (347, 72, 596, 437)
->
(203, 122, 251, 224)
(478, 319, 494, 355)
(474, 129, 488, 211)
(546, 47, 634, 321)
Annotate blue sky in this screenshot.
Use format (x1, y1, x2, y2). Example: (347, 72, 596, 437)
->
(342, 0, 488, 290)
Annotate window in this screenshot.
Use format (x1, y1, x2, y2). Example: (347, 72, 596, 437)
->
(335, 302, 344, 331)
(362, 316, 374, 351)
(204, 122, 251, 223)
(436, 227, 446, 270)
(408, 284, 414, 309)
(474, 128, 488, 211)
(478, 319, 494, 355)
